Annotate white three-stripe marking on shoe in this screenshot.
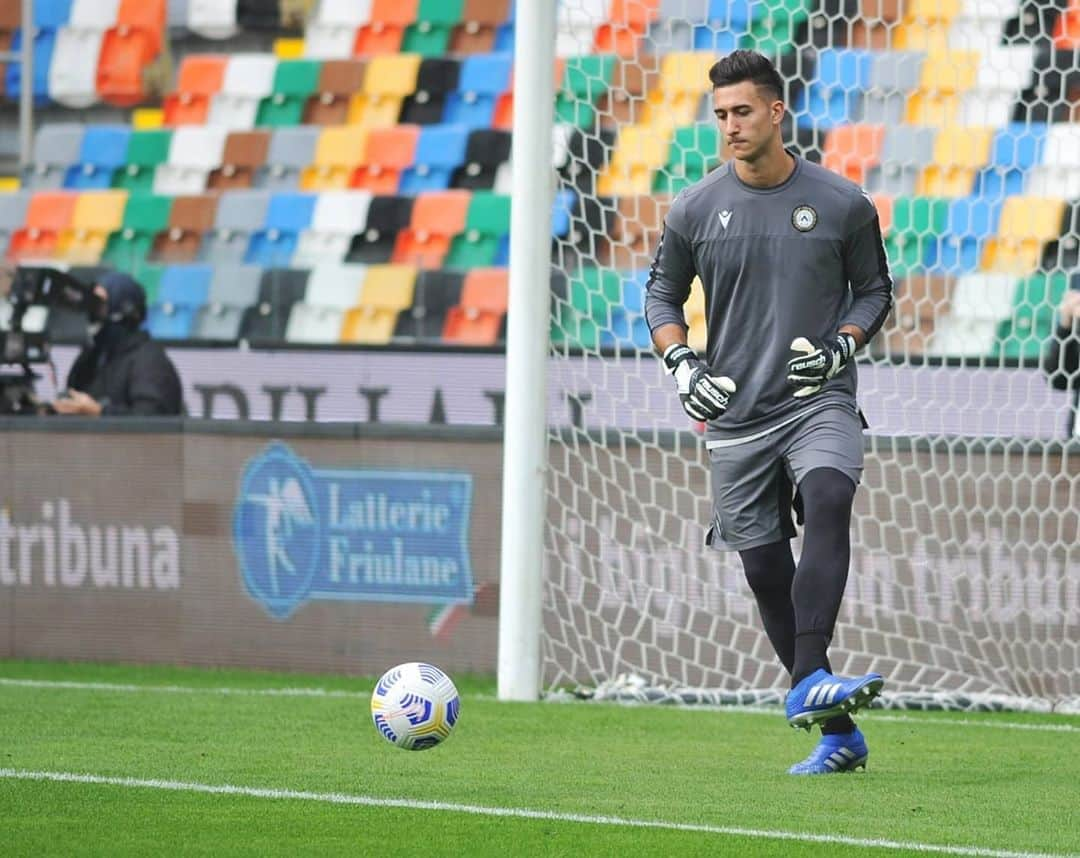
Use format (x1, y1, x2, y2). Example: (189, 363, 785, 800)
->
(825, 684, 841, 704)
(838, 747, 857, 759)
(823, 758, 839, 770)
(829, 752, 848, 767)
(807, 683, 841, 707)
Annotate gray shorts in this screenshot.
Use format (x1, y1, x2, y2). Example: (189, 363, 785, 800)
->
(705, 404, 864, 552)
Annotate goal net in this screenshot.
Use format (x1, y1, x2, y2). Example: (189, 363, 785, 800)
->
(539, 0, 1080, 712)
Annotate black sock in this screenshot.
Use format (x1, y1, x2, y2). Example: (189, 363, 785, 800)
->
(738, 541, 797, 674)
(821, 714, 856, 735)
(791, 631, 828, 685)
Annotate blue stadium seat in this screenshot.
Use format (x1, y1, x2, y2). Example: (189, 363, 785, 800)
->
(693, 0, 753, 50)
(797, 49, 873, 130)
(5, 28, 59, 104)
(609, 271, 653, 350)
(400, 124, 470, 193)
(244, 191, 316, 266)
(148, 264, 214, 339)
(65, 126, 132, 189)
(925, 196, 1003, 274)
(552, 189, 576, 238)
(33, 0, 74, 28)
(494, 2, 514, 51)
(444, 53, 512, 129)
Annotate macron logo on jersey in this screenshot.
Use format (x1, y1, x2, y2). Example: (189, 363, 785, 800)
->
(718, 210, 733, 229)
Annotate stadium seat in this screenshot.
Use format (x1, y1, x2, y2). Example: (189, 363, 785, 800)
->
(148, 263, 214, 340)
(49, 26, 106, 108)
(400, 123, 470, 192)
(930, 271, 1016, 357)
(193, 262, 262, 339)
(151, 193, 218, 262)
(304, 59, 367, 125)
(928, 196, 1003, 274)
(982, 197, 1066, 274)
(7, 191, 77, 261)
(598, 123, 670, 195)
(613, 269, 653, 349)
(256, 59, 321, 126)
(300, 126, 369, 190)
(554, 0, 605, 57)
(444, 52, 512, 129)
(916, 127, 993, 197)
(609, 193, 667, 270)
(113, 129, 171, 191)
(304, 0, 364, 61)
(208, 53, 278, 129)
(442, 267, 507, 345)
(26, 123, 85, 190)
(1027, 124, 1080, 200)
(349, 53, 421, 127)
(555, 54, 616, 128)
(200, 189, 271, 265)
(340, 263, 417, 343)
(5, 27, 58, 106)
(884, 196, 950, 277)
(595, 0, 659, 57)
(208, 130, 270, 190)
(114, 0, 166, 56)
(164, 55, 228, 126)
(0, 191, 31, 258)
(65, 125, 130, 189)
(257, 126, 321, 190)
(859, 51, 926, 125)
(187, 0, 239, 39)
(285, 261, 367, 342)
(392, 189, 471, 268)
(58, 189, 128, 264)
(797, 49, 873, 130)
(153, 126, 228, 195)
(597, 55, 660, 130)
(451, 129, 511, 190)
(353, 0, 419, 55)
(245, 191, 316, 265)
(881, 273, 953, 358)
(449, 0, 508, 54)
(346, 194, 415, 263)
(867, 125, 935, 195)
(644, 50, 716, 127)
(403, 0, 465, 57)
(352, 125, 420, 193)
(240, 267, 311, 341)
(445, 191, 509, 268)
(995, 272, 1069, 360)
(906, 50, 979, 126)
(973, 122, 1046, 201)
(822, 124, 886, 186)
(101, 192, 171, 270)
(400, 58, 461, 125)
(653, 123, 718, 193)
(293, 189, 373, 266)
(393, 269, 464, 341)
(957, 46, 1034, 127)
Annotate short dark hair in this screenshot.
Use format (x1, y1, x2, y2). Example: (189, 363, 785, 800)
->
(708, 50, 784, 102)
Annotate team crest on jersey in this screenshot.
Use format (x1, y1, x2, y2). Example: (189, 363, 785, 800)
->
(791, 205, 818, 232)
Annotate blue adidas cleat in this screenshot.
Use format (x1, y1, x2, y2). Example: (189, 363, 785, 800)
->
(785, 668, 884, 730)
(788, 728, 869, 775)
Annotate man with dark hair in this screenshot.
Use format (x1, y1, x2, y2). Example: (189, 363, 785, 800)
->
(645, 50, 894, 774)
(52, 272, 183, 417)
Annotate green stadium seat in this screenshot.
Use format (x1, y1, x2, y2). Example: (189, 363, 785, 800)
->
(994, 272, 1068, 361)
(654, 123, 720, 193)
(555, 54, 616, 128)
(884, 196, 949, 277)
(402, 0, 465, 57)
(444, 191, 510, 268)
(743, 0, 808, 57)
(256, 59, 322, 127)
(114, 129, 172, 192)
(101, 192, 172, 271)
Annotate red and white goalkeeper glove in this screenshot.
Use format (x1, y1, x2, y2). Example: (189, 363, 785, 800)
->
(786, 333, 858, 398)
(662, 343, 736, 422)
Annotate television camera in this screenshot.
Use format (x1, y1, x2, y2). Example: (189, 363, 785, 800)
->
(0, 265, 107, 415)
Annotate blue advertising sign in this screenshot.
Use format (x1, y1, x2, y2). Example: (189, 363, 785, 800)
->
(233, 443, 474, 619)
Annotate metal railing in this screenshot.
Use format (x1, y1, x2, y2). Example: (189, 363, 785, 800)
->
(0, 0, 35, 171)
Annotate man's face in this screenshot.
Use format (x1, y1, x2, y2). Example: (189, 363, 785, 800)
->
(712, 80, 783, 163)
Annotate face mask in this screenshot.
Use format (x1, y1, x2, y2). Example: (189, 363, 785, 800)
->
(93, 320, 131, 354)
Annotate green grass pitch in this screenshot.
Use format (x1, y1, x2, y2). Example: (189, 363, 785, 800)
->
(1, 660, 1078, 857)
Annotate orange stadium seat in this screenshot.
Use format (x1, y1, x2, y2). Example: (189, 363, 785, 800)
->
(352, 125, 420, 193)
(8, 192, 78, 261)
(116, 0, 167, 56)
(873, 193, 894, 235)
(1054, 1, 1080, 49)
(304, 59, 367, 125)
(392, 189, 471, 269)
(595, 0, 659, 57)
(163, 55, 228, 126)
(822, 124, 886, 186)
(442, 267, 509, 345)
(354, 0, 420, 56)
(151, 194, 218, 263)
(97, 27, 153, 106)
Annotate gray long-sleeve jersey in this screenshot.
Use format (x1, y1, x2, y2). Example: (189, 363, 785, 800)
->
(645, 151, 893, 443)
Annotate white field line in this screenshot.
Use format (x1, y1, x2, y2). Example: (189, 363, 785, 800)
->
(1, 768, 1075, 858)
(1, 677, 1079, 735)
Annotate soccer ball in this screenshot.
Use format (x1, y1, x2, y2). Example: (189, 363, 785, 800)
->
(370, 662, 460, 750)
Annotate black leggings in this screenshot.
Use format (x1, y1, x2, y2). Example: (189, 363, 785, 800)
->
(738, 467, 856, 679)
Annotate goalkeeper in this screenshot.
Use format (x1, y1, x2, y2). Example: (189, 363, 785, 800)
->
(644, 51, 893, 775)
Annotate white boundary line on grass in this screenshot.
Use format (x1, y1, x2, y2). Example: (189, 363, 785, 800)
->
(2, 677, 1078, 735)
(0, 768, 1075, 858)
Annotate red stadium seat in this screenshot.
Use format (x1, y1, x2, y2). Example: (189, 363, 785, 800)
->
(163, 55, 228, 126)
(354, 0, 419, 56)
(822, 124, 886, 186)
(7, 192, 78, 261)
(392, 189, 471, 269)
(594, 0, 659, 57)
(442, 267, 508, 345)
(351, 125, 420, 193)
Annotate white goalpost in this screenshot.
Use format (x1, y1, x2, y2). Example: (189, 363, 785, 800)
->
(500, 0, 1080, 711)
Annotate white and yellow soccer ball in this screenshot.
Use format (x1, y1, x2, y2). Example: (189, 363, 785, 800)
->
(371, 662, 460, 750)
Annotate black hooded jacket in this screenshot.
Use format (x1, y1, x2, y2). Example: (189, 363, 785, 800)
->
(67, 329, 183, 416)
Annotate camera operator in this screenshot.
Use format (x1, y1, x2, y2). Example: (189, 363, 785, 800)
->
(52, 272, 183, 417)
